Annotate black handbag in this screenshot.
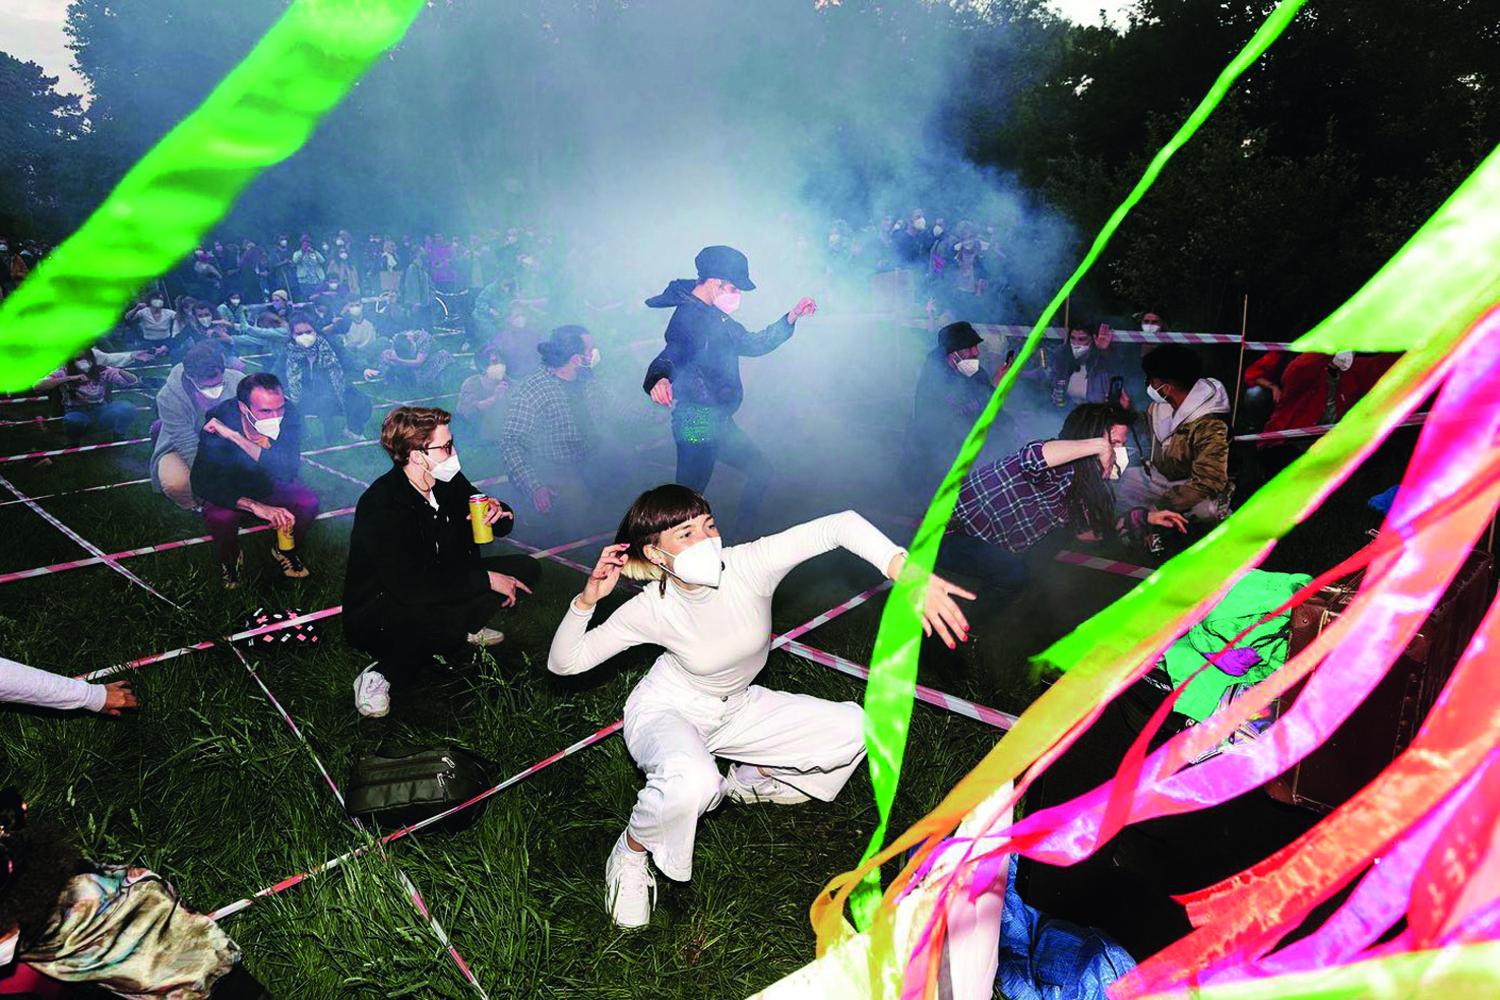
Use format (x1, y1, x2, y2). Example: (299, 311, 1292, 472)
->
(346, 747, 492, 832)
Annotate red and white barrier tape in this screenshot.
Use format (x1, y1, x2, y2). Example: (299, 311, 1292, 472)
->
(207, 719, 626, 920)
(0, 435, 150, 464)
(0, 476, 151, 508)
(229, 643, 491, 997)
(770, 580, 892, 649)
(1234, 411, 1427, 443)
(1241, 340, 1300, 352)
(522, 531, 616, 561)
(0, 404, 153, 429)
(776, 638, 1017, 731)
(0, 470, 180, 607)
(0, 395, 49, 405)
(397, 871, 491, 1000)
(1053, 549, 1154, 581)
(82, 606, 345, 681)
(303, 437, 380, 457)
(0, 506, 358, 589)
(302, 457, 371, 490)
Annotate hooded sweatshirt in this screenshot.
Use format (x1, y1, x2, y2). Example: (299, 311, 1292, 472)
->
(642, 279, 793, 418)
(1145, 377, 1231, 511)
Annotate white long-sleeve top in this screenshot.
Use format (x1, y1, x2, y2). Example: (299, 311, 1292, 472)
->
(548, 511, 905, 698)
(1, 656, 107, 712)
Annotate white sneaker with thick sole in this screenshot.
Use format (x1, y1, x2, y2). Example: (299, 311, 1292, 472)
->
(722, 764, 811, 806)
(604, 833, 656, 929)
(353, 666, 390, 718)
(466, 627, 505, 647)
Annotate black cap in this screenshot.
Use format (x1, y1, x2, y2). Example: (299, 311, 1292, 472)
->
(938, 321, 983, 353)
(694, 245, 756, 291)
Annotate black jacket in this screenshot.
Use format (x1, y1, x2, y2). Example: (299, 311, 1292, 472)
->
(642, 279, 793, 414)
(190, 398, 303, 510)
(900, 348, 994, 493)
(343, 466, 515, 633)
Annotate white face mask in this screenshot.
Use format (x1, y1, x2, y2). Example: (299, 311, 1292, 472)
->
(1142, 323, 1161, 335)
(253, 415, 282, 440)
(912, 218, 926, 231)
(1147, 384, 1168, 405)
(349, 306, 363, 318)
(193, 380, 225, 399)
(1110, 444, 1129, 480)
(76, 359, 93, 373)
(586, 347, 601, 367)
(714, 289, 742, 314)
(294, 333, 317, 348)
(932, 225, 944, 236)
(1071, 343, 1090, 359)
(954, 356, 980, 378)
(1330, 351, 1354, 372)
(429, 449, 461, 482)
(658, 535, 723, 588)
(149, 299, 164, 308)
(485, 364, 507, 381)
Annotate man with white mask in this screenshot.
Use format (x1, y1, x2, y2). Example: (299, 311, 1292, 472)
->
(343, 406, 540, 718)
(549, 485, 976, 929)
(151, 342, 246, 510)
(1117, 345, 1233, 523)
(643, 245, 816, 535)
(191, 372, 321, 588)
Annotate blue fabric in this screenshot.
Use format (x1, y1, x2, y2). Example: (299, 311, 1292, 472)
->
(1368, 485, 1400, 514)
(996, 856, 1136, 1000)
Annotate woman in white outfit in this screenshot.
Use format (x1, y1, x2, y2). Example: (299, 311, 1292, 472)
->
(547, 485, 974, 928)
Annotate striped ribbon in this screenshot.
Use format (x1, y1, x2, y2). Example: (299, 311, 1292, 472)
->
(0, 404, 153, 429)
(0, 470, 180, 607)
(1053, 550, 1154, 581)
(81, 606, 345, 680)
(206, 719, 626, 920)
(0, 435, 151, 463)
(1234, 411, 1428, 443)
(777, 638, 1017, 732)
(397, 871, 491, 999)
(0, 395, 49, 405)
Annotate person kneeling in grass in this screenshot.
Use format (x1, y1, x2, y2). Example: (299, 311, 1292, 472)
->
(0, 791, 273, 998)
(548, 485, 974, 929)
(343, 406, 541, 718)
(190, 372, 320, 589)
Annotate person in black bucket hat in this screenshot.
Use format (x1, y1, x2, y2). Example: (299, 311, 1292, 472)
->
(642, 246, 816, 535)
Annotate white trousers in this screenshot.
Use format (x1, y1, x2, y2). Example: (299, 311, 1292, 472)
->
(622, 662, 867, 881)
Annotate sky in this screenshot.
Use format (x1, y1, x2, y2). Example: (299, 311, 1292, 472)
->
(0, 0, 1121, 101)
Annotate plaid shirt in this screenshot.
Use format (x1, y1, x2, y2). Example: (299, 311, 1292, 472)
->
(952, 441, 1074, 553)
(501, 368, 595, 495)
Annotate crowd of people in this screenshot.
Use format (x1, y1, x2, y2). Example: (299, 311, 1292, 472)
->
(0, 216, 1400, 998)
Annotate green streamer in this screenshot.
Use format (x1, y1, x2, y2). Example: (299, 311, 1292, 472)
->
(849, 0, 1311, 930)
(0, 0, 427, 390)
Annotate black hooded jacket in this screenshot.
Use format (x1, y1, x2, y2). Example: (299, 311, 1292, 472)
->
(642, 279, 793, 414)
(343, 465, 515, 635)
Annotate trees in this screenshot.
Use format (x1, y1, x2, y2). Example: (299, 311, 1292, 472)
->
(0, 52, 84, 236)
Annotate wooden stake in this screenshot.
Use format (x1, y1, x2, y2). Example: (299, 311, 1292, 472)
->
(1230, 294, 1250, 426)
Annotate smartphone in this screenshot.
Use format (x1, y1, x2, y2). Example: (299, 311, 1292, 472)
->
(1109, 375, 1125, 405)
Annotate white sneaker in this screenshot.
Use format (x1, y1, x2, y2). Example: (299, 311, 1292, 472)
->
(466, 627, 505, 647)
(353, 666, 390, 718)
(604, 833, 656, 929)
(723, 764, 811, 806)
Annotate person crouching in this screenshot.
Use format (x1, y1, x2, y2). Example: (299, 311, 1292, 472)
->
(343, 406, 542, 718)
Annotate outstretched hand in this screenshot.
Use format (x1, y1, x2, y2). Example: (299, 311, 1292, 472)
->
(889, 553, 975, 649)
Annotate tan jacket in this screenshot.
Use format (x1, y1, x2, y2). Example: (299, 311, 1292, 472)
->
(1149, 411, 1230, 512)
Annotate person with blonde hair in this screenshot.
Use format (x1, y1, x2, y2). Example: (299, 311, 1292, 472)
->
(548, 484, 975, 929)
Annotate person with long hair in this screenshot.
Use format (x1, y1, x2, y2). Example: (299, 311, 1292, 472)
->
(33, 352, 140, 447)
(548, 486, 974, 929)
(938, 403, 1188, 615)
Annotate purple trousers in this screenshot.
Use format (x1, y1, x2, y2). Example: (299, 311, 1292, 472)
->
(202, 481, 320, 567)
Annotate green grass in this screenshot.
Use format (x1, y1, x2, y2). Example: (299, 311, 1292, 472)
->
(0, 390, 1024, 999)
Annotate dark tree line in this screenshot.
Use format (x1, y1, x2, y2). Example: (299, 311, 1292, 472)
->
(3, 0, 1496, 339)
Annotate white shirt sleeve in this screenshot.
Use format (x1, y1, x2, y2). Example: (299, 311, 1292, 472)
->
(0, 656, 108, 712)
(731, 511, 906, 598)
(547, 591, 661, 676)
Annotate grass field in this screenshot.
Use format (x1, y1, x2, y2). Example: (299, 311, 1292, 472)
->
(0, 335, 1424, 998)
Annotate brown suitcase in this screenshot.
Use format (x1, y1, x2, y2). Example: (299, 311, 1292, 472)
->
(1265, 548, 1494, 812)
